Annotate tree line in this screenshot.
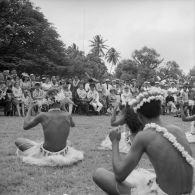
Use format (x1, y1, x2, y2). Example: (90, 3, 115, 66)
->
(0, 0, 193, 86)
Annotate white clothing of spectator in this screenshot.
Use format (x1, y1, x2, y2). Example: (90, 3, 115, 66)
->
(102, 79, 112, 97)
(87, 83, 103, 113)
(77, 87, 87, 99)
(121, 86, 133, 105)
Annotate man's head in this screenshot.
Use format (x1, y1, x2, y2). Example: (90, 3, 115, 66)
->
(125, 105, 143, 134)
(90, 83, 96, 91)
(79, 82, 84, 90)
(124, 85, 129, 93)
(105, 79, 110, 84)
(128, 90, 163, 125)
(63, 84, 69, 91)
(35, 82, 41, 90)
(137, 99, 161, 125)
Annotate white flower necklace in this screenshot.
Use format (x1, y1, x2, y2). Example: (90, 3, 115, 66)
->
(143, 123, 195, 168)
(48, 108, 61, 112)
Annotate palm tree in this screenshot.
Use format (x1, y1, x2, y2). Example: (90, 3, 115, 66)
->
(89, 35, 108, 57)
(66, 43, 84, 58)
(106, 47, 120, 74)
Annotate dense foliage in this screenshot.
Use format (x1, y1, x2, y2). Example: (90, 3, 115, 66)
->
(0, 0, 109, 79)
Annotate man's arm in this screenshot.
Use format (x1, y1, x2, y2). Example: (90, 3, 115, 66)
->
(110, 105, 125, 127)
(69, 115, 75, 127)
(23, 105, 42, 130)
(111, 132, 145, 182)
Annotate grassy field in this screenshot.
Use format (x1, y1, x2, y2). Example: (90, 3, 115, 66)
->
(0, 114, 192, 195)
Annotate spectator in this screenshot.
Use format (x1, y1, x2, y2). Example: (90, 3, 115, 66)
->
(62, 84, 73, 114)
(12, 82, 25, 116)
(75, 82, 89, 114)
(166, 90, 176, 114)
(41, 77, 52, 91)
(107, 88, 118, 114)
(4, 89, 14, 116)
(32, 82, 46, 113)
(87, 83, 103, 114)
(121, 85, 133, 105)
(20, 73, 31, 92)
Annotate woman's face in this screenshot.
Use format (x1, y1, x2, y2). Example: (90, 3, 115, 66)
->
(79, 84, 84, 90)
(15, 82, 20, 88)
(24, 76, 29, 82)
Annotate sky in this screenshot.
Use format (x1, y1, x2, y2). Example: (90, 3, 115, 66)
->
(31, 0, 195, 74)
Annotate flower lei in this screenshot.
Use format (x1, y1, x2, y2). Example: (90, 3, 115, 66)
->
(144, 123, 195, 168)
(126, 89, 164, 112)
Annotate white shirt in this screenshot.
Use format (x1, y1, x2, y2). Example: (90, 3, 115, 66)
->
(87, 90, 99, 102)
(102, 83, 112, 96)
(121, 91, 132, 104)
(77, 88, 87, 99)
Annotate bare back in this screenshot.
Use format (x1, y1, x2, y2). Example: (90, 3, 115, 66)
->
(39, 111, 73, 152)
(142, 124, 193, 194)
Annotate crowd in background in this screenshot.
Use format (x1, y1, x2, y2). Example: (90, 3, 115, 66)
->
(0, 69, 195, 117)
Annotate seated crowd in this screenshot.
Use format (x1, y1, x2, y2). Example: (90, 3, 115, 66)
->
(0, 69, 194, 117)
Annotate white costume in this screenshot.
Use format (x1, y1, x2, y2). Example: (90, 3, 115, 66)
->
(99, 125, 131, 153)
(16, 139, 84, 166)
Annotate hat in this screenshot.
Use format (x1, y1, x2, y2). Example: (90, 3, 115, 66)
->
(47, 88, 58, 97)
(105, 79, 110, 82)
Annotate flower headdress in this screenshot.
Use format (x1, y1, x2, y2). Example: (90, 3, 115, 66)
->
(128, 88, 164, 112)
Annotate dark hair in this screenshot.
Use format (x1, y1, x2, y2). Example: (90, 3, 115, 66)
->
(124, 105, 143, 134)
(137, 99, 161, 119)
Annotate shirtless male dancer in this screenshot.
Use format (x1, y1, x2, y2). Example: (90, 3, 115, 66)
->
(15, 89, 83, 166)
(93, 89, 194, 195)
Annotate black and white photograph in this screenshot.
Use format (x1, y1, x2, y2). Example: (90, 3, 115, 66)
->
(0, 0, 195, 194)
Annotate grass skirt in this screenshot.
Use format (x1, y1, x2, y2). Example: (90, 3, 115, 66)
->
(99, 132, 130, 153)
(16, 140, 84, 166)
(125, 169, 167, 195)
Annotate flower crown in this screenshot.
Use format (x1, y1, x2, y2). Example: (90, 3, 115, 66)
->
(128, 89, 164, 112)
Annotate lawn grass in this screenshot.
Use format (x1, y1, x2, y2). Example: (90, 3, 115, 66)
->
(0, 115, 192, 195)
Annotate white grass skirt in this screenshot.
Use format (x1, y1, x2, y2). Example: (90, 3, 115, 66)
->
(99, 132, 130, 153)
(16, 141, 84, 166)
(125, 169, 167, 195)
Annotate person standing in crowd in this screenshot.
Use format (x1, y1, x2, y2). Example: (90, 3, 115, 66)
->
(62, 84, 74, 114)
(166, 90, 176, 114)
(75, 82, 89, 114)
(121, 85, 132, 105)
(20, 73, 31, 92)
(107, 88, 118, 114)
(32, 82, 46, 113)
(12, 82, 25, 117)
(103, 79, 112, 108)
(30, 74, 36, 88)
(51, 76, 58, 88)
(87, 83, 103, 114)
(41, 77, 52, 91)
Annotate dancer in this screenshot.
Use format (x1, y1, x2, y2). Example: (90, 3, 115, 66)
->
(99, 103, 142, 153)
(15, 89, 84, 166)
(93, 89, 194, 195)
(181, 103, 195, 143)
